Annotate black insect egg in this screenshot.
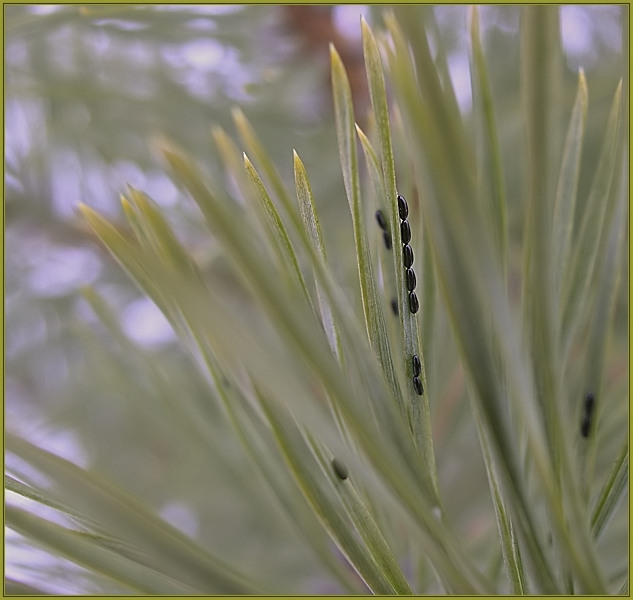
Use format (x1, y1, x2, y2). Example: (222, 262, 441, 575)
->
(400, 220, 411, 245)
(412, 354, 421, 377)
(375, 209, 388, 231)
(383, 231, 392, 250)
(331, 458, 349, 480)
(412, 376, 424, 396)
(580, 415, 591, 438)
(397, 195, 409, 220)
(580, 392, 596, 438)
(408, 291, 419, 314)
(405, 268, 417, 292)
(402, 244, 414, 268)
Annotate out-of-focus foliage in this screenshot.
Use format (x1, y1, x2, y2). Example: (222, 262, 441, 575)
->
(5, 5, 627, 595)
(6, 6, 358, 593)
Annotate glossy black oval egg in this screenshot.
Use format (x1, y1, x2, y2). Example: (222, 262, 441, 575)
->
(412, 354, 421, 377)
(405, 268, 417, 291)
(408, 291, 419, 314)
(400, 220, 411, 245)
(413, 376, 423, 395)
(397, 195, 409, 221)
(402, 244, 414, 268)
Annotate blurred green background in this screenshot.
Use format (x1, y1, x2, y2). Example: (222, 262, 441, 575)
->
(5, 5, 627, 594)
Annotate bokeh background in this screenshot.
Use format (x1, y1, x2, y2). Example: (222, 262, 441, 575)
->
(5, 5, 627, 594)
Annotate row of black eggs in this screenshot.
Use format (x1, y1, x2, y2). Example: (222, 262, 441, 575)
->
(397, 195, 424, 395)
(377, 200, 597, 446)
(376, 195, 424, 398)
(376, 205, 419, 313)
(379, 200, 598, 440)
(331, 200, 421, 485)
(397, 195, 419, 315)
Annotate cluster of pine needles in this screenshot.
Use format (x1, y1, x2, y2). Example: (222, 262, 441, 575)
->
(6, 8, 627, 595)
